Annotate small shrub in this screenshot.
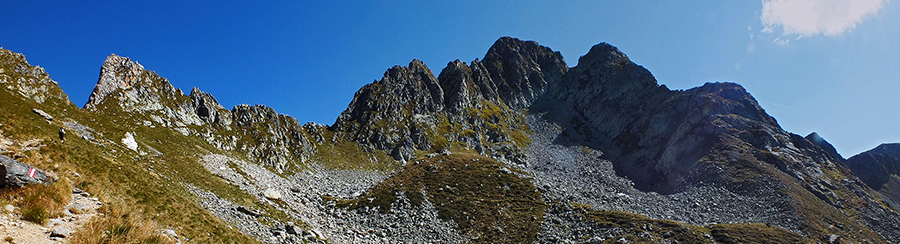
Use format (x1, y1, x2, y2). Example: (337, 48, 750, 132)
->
(70, 204, 174, 244)
(21, 205, 49, 224)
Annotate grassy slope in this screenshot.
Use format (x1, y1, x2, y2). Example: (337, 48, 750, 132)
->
(0, 79, 259, 242)
(336, 153, 545, 244)
(0, 48, 405, 243)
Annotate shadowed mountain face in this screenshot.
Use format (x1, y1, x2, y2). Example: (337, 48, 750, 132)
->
(848, 144, 900, 190)
(2, 37, 899, 243)
(536, 42, 799, 194)
(847, 144, 900, 210)
(806, 132, 844, 162)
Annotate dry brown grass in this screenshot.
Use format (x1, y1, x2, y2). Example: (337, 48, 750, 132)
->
(70, 203, 174, 244)
(0, 178, 71, 225)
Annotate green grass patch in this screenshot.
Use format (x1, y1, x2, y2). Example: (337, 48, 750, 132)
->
(710, 223, 809, 244)
(312, 130, 398, 171)
(573, 203, 711, 243)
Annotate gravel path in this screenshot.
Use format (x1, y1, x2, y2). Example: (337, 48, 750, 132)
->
(0, 188, 106, 244)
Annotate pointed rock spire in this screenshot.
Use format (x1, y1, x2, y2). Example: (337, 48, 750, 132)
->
(84, 54, 145, 109)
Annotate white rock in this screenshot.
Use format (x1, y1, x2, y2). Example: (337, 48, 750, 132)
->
(4, 204, 13, 212)
(121, 132, 138, 151)
(31, 108, 53, 121)
(51, 227, 72, 238)
(263, 188, 282, 200)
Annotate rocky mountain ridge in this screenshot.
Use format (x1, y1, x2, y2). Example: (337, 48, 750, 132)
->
(1, 36, 899, 243)
(332, 37, 566, 164)
(847, 143, 900, 210)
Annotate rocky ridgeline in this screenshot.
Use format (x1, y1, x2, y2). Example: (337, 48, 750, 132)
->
(327, 37, 900, 241)
(806, 132, 845, 162)
(848, 143, 900, 190)
(0, 49, 72, 107)
(83, 37, 569, 169)
(83, 54, 206, 134)
(82, 54, 329, 172)
(333, 37, 566, 163)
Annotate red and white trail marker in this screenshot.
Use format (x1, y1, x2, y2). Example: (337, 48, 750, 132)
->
(28, 168, 36, 178)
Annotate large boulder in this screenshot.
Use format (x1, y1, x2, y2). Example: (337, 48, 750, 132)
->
(0, 155, 55, 187)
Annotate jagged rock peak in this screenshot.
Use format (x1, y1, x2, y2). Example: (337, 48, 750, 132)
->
(380, 59, 444, 111)
(335, 59, 444, 129)
(567, 42, 658, 94)
(805, 132, 844, 161)
(577, 42, 630, 67)
(694, 82, 777, 125)
(84, 54, 145, 109)
(482, 36, 568, 109)
(332, 37, 566, 162)
(437, 59, 501, 113)
(0, 48, 71, 105)
(190, 87, 228, 125)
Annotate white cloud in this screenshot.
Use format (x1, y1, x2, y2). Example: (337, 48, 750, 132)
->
(761, 0, 888, 37)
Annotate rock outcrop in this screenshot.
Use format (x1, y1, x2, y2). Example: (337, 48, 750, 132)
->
(0, 155, 54, 187)
(481, 36, 568, 109)
(0, 48, 72, 107)
(84, 54, 146, 110)
(332, 37, 566, 164)
(190, 87, 231, 126)
(806, 132, 844, 161)
(230, 104, 320, 171)
(82, 54, 325, 171)
(332, 59, 445, 154)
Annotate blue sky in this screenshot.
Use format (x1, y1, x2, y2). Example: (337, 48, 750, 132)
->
(1, 1, 897, 157)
